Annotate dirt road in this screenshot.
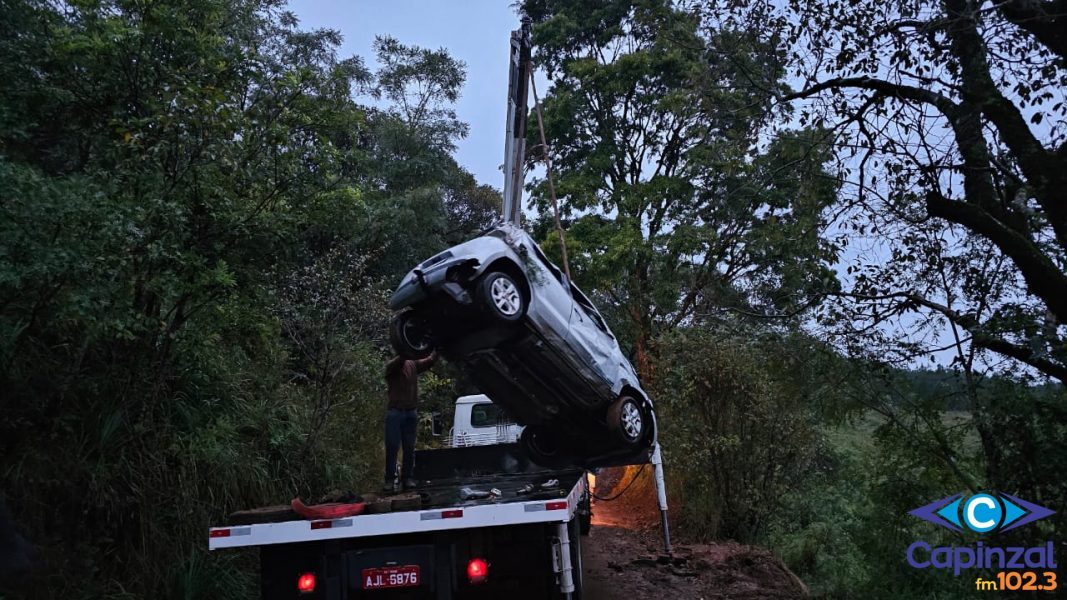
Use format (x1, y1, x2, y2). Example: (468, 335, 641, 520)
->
(579, 470, 809, 600)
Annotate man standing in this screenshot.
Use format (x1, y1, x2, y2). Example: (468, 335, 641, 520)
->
(383, 351, 437, 493)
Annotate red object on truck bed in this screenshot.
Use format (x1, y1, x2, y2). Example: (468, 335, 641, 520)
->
(291, 498, 366, 520)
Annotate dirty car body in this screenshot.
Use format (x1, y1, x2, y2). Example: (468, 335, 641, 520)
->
(388, 223, 656, 467)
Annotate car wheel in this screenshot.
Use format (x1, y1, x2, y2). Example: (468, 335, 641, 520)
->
(520, 425, 562, 466)
(388, 311, 434, 360)
(607, 395, 647, 447)
(476, 271, 525, 322)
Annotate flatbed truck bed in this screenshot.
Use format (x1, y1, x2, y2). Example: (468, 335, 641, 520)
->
(209, 443, 591, 599)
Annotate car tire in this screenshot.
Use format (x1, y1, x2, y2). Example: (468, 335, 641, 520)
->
(520, 425, 562, 466)
(388, 311, 434, 360)
(476, 271, 526, 323)
(607, 395, 647, 447)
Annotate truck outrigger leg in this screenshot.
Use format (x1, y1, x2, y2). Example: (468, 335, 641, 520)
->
(652, 443, 672, 555)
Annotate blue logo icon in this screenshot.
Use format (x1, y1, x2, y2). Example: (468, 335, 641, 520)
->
(909, 492, 1054, 534)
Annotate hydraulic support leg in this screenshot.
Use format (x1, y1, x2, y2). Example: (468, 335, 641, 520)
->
(553, 521, 575, 599)
(651, 443, 672, 555)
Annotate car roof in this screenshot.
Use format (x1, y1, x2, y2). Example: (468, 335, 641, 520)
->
(456, 394, 492, 405)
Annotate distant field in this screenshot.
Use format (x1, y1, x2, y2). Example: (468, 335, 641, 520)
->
(827, 410, 980, 454)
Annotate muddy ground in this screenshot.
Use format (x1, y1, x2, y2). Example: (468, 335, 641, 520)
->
(580, 469, 809, 600)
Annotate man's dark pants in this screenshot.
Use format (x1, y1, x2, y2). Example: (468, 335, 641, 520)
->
(385, 408, 418, 486)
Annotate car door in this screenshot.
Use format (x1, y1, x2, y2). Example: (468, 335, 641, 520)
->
(564, 284, 622, 399)
(520, 237, 573, 338)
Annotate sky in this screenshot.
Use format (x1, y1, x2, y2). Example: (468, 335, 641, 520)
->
(288, 0, 524, 191)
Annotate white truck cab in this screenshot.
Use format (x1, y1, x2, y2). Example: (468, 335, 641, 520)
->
(448, 394, 523, 448)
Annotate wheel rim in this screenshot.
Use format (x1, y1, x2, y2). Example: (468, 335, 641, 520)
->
(402, 318, 430, 351)
(621, 402, 643, 441)
(490, 276, 522, 316)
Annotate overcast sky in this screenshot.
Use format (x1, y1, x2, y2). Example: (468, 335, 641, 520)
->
(289, 0, 523, 191)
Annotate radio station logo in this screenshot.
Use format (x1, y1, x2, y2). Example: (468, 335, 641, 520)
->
(905, 491, 1058, 583)
(909, 492, 1055, 534)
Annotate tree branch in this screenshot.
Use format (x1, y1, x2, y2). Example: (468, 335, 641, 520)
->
(924, 189, 1067, 325)
(942, 0, 1067, 247)
(783, 77, 960, 117)
(997, 0, 1067, 60)
(826, 289, 1067, 381)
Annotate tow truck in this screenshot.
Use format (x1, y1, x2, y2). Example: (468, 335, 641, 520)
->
(207, 19, 670, 599)
(210, 399, 592, 599)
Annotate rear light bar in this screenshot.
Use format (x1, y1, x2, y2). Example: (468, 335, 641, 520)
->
(310, 518, 353, 530)
(420, 509, 464, 520)
(523, 501, 569, 513)
(208, 527, 250, 538)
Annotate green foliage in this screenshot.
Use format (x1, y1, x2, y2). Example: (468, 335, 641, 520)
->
(0, 1, 487, 597)
(652, 326, 824, 541)
(524, 0, 840, 368)
(762, 437, 872, 598)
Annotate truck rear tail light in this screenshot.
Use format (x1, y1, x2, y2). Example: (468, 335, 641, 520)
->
(209, 528, 230, 538)
(297, 572, 316, 593)
(545, 501, 568, 510)
(467, 558, 489, 584)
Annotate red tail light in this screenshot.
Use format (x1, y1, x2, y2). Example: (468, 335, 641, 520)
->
(297, 572, 316, 593)
(467, 558, 489, 584)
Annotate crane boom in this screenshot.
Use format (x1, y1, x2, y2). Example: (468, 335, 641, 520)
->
(502, 17, 532, 227)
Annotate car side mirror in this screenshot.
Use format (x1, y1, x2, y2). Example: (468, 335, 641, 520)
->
(431, 412, 444, 437)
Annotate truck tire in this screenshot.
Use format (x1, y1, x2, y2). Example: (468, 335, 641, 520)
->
(389, 310, 434, 360)
(576, 482, 592, 536)
(606, 395, 647, 447)
(569, 517, 585, 599)
(476, 270, 526, 323)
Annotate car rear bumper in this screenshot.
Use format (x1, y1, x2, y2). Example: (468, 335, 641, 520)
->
(388, 259, 477, 311)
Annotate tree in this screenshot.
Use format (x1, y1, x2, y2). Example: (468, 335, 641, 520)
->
(523, 0, 839, 374)
(714, 0, 1067, 382)
(358, 35, 499, 276)
(0, 0, 392, 595)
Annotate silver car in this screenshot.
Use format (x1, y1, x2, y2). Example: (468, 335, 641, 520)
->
(388, 223, 656, 466)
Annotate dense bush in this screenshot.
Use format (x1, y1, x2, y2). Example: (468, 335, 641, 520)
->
(652, 327, 824, 541)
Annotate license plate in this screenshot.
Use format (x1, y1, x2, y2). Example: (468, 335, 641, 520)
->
(362, 565, 421, 590)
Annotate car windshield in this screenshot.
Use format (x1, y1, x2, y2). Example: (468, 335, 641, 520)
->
(528, 238, 567, 285)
